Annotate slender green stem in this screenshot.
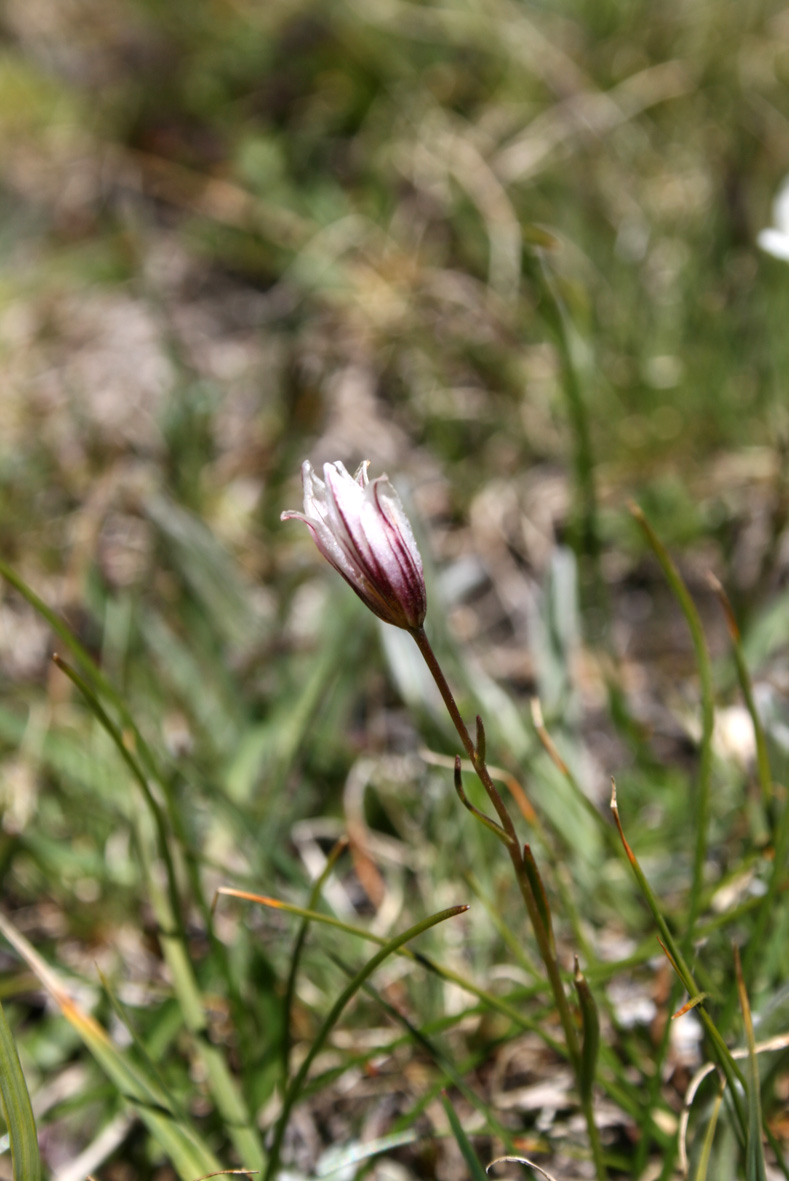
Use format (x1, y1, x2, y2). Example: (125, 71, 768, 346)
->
(0, 561, 249, 1073)
(282, 836, 348, 1084)
(217, 887, 563, 1054)
(536, 256, 600, 573)
(411, 627, 518, 845)
(53, 656, 265, 1169)
(410, 626, 607, 1181)
(610, 781, 748, 1143)
(709, 575, 772, 810)
(720, 785, 789, 1034)
(264, 905, 468, 1181)
(51, 657, 184, 940)
(735, 947, 769, 1181)
(631, 506, 714, 942)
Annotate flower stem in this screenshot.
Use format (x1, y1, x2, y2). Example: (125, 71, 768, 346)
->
(410, 625, 607, 1181)
(411, 627, 517, 844)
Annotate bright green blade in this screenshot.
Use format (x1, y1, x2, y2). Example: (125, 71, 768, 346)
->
(0, 999, 41, 1181)
(440, 1091, 488, 1181)
(0, 911, 220, 1181)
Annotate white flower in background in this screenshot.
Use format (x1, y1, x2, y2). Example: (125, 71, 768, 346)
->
(758, 175, 789, 262)
(282, 460, 427, 630)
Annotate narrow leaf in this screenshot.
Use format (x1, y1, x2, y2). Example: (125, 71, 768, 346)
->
(573, 958, 600, 1105)
(630, 504, 715, 939)
(440, 1091, 488, 1181)
(522, 844, 555, 956)
(734, 947, 768, 1181)
(609, 780, 747, 1141)
(265, 904, 469, 1181)
(693, 1082, 725, 1181)
(0, 911, 220, 1180)
(0, 999, 41, 1181)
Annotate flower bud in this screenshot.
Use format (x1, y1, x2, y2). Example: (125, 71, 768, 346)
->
(282, 460, 427, 630)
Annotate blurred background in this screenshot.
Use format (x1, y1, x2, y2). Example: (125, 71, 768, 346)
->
(1, 0, 789, 1177)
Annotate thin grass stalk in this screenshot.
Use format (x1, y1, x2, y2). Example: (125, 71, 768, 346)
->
(638, 975, 684, 1181)
(352, 972, 518, 1153)
(224, 882, 665, 1148)
(52, 656, 185, 940)
(410, 625, 607, 1181)
(524, 708, 670, 1114)
(96, 966, 189, 1126)
(282, 836, 349, 1085)
(709, 576, 772, 809)
(693, 1082, 726, 1181)
(702, 580, 788, 1042)
(389, 1043, 544, 1157)
(610, 781, 748, 1142)
(0, 563, 248, 1057)
(630, 505, 714, 940)
(529, 697, 643, 992)
(0, 998, 41, 1181)
(134, 813, 266, 1169)
(216, 887, 564, 1055)
(0, 911, 221, 1179)
(441, 1092, 489, 1181)
(494, 716, 634, 1088)
(463, 871, 540, 980)
(534, 256, 600, 575)
(53, 657, 265, 1169)
(263, 904, 469, 1181)
(733, 790, 789, 1022)
(0, 562, 180, 818)
(734, 947, 768, 1181)
(530, 698, 620, 855)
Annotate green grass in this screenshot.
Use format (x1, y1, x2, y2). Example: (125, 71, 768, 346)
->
(0, 0, 788, 1177)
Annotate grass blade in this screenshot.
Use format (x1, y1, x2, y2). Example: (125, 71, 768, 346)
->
(0, 998, 41, 1181)
(52, 656, 265, 1170)
(282, 835, 349, 1085)
(573, 958, 600, 1107)
(216, 887, 563, 1054)
(440, 1091, 489, 1181)
(0, 910, 221, 1180)
(693, 1082, 725, 1181)
(709, 576, 772, 809)
(346, 967, 518, 1151)
(609, 780, 747, 1142)
(264, 903, 469, 1181)
(734, 948, 768, 1181)
(630, 504, 714, 941)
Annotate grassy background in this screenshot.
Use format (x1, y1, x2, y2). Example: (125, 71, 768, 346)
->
(0, 0, 788, 1177)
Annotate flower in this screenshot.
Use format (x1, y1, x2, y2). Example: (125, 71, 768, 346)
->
(758, 175, 789, 262)
(282, 460, 427, 630)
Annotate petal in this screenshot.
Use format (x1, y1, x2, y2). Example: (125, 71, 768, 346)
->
(323, 463, 382, 575)
(758, 228, 789, 262)
(374, 479, 423, 573)
(301, 460, 331, 526)
(371, 479, 426, 623)
(773, 178, 789, 235)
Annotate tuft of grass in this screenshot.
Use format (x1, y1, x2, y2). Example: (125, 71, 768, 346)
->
(0, 0, 788, 1176)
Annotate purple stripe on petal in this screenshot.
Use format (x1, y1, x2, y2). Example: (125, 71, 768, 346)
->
(283, 459, 427, 629)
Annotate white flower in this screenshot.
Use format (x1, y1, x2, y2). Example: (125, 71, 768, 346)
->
(758, 176, 789, 262)
(282, 461, 427, 630)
